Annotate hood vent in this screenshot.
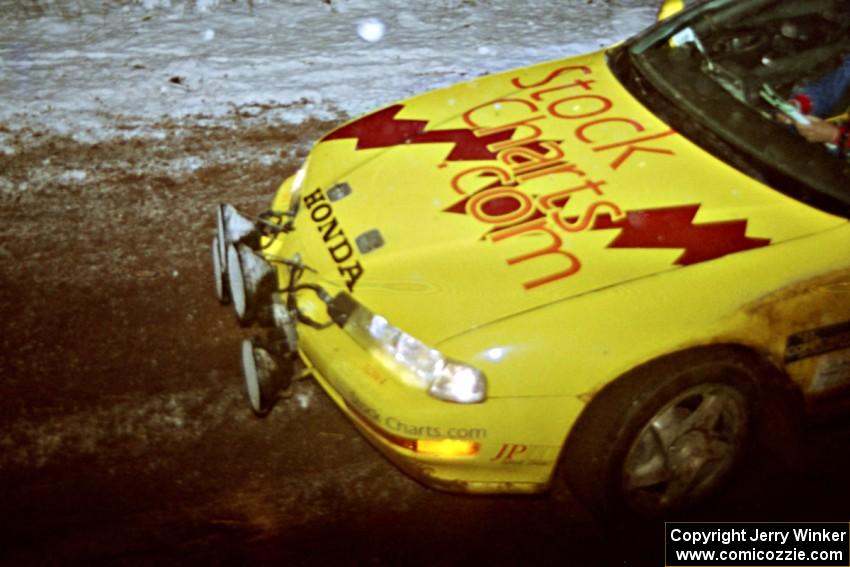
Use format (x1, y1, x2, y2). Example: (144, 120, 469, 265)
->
(327, 182, 352, 202)
(356, 229, 384, 254)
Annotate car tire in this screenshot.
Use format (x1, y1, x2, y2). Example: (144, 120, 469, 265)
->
(557, 345, 798, 520)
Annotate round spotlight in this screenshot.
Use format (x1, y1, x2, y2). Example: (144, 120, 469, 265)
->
(241, 337, 295, 416)
(215, 204, 228, 269)
(226, 243, 277, 326)
(212, 235, 230, 304)
(227, 243, 249, 323)
(218, 203, 261, 251)
(241, 338, 278, 416)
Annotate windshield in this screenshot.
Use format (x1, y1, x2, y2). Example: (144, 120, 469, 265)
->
(609, 0, 850, 218)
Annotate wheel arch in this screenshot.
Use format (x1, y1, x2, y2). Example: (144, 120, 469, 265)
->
(550, 342, 803, 513)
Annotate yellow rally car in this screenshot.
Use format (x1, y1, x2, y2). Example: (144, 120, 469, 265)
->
(212, 0, 850, 516)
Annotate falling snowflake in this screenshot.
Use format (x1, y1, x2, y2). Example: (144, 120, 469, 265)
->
(356, 18, 385, 42)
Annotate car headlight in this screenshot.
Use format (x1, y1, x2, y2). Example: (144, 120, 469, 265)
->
(330, 294, 487, 404)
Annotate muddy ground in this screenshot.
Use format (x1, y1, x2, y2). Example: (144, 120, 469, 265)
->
(1, 114, 850, 566)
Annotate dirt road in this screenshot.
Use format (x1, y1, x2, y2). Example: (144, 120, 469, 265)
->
(1, 114, 849, 566)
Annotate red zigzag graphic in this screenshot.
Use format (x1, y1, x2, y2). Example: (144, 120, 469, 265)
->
(323, 104, 516, 161)
(325, 107, 770, 267)
(592, 205, 770, 265)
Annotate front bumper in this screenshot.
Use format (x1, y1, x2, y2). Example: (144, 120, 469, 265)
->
(296, 319, 554, 494)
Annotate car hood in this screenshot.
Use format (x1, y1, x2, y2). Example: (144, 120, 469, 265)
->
(281, 50, 844, 345)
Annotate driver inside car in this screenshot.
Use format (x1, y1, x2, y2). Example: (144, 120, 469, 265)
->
(781, 53, 850, 156)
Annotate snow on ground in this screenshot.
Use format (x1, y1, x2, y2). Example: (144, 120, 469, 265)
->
(0, 0, 659, 147)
